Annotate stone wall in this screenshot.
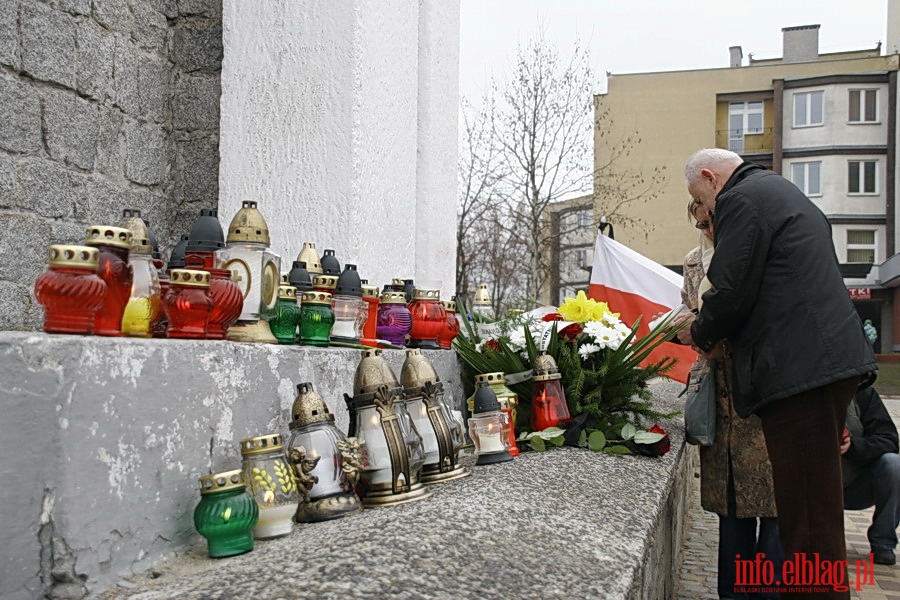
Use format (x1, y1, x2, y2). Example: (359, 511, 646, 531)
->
(0, 0, 223, 331)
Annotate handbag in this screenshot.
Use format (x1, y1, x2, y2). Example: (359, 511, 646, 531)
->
(684, 359, 716, 446)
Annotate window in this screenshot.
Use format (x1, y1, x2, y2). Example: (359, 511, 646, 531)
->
(576, 212, 590, 228)
(728, 101, 764, 152)
(793, 91, 824, 127)
(848, 161, 877, 194)
(790, 161, 821, 196)
(575, 250, 588, 268)
(847, 230, 875, 263)
(849, 89, 877, 123)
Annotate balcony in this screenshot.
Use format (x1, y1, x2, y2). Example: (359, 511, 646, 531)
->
(715, 128, 773, 155)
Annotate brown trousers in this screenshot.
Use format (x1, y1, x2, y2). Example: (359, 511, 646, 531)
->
(757, 377, 859, 600)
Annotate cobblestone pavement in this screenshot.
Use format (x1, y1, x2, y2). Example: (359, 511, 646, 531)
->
(674, 397, 900, 599)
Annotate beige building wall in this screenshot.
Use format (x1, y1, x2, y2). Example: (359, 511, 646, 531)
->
(595, 54, 898, 268)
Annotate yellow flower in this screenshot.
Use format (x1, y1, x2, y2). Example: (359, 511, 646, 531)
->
(559, 290, 592, 323)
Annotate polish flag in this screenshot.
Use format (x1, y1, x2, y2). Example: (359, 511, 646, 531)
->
(587, 233, 694, 384)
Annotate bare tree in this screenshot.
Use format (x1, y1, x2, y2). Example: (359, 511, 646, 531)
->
(492, 39, 595, 300)
(457, 35, 668, 312)
(456, 95, 506, 300)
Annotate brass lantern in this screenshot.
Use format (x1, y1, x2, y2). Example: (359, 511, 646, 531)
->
(343, 349, 431, 507)
(219, 201, 281, 343)
(400, 349, 470, 483)
(287, 382, 364, 522)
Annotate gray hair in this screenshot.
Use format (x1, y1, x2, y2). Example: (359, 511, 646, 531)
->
(684, 148, 742, 185)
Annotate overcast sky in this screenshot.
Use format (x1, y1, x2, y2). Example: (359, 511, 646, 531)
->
(459, 0, 889, 101)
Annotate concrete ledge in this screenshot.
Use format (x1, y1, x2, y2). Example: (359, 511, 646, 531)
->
(0, 332, 465, 599)
(101, 381, 690, 600)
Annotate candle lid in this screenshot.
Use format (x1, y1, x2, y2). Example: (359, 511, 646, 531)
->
(47, 245, 100, 269)
(199, 469, 247, 495)
(84, 225, 133, 250)
(169, 269, 211, 288)
(239, 433, 283, 456)
(300, 290, 332, 305)
(226, 200, 270, 245)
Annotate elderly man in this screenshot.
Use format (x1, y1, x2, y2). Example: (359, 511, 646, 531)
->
(676, 148, 876, 598)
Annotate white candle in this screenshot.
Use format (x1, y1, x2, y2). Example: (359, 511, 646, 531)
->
(253, 503, 297, 539)
(478, 432, 506, 454)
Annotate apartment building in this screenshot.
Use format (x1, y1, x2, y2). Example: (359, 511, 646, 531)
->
(594, 22, 900, 352)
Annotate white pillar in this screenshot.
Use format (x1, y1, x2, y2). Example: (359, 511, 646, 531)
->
(219, 0, 458, 291)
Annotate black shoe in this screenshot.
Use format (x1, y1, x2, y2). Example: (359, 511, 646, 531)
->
(872, 548, 896, 565)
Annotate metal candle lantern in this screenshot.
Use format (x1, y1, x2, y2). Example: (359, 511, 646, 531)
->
(219, 201, 281, 343)
(287, 382, 364, 522)
(269, 285, 301, 344)
(120, 210, 162, 338)
(34, 245, 106, 334)
(400, 349, 469, 483)
(240, 433, 301, 539)
(193, 469, 258, 558)
(344, 349, 430, 507)
(84, 225, 134, 336)
(407, 287, 446, 349)
(298, 291, 334, 346)
(468, 384, 514, 466)
(163, 269, 213, 339)
(376, 291, 412, 346)
(532, 354, 572, 431)
(467, 372, 519, 457)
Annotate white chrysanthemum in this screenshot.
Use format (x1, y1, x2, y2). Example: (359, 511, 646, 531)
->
(475, 341, 486, 353)
(507, 328, 527, 351)
(578, 343, 601, 359)
(583, 321, 627, 350)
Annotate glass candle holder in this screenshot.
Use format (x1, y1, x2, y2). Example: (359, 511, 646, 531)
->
(532, 354, 572, 431)
(360, 283, 380, 347)
(298, 291, 334, 346)
(151, 277, 169, 338)
(84, 225, 134, 336)
(437, 299, 460, 349)
(376, 291, 412, 346)
(407, 288, 446, 349)
(472, 283, 495, 320)
(120, 210, 162, 338)
(34, 245, 106, 334)
(164, 269, 213, 339)
(287, 382, 363, 522)
(467, 372, 520, 456)
(240, 433, 301, 539)
(193, 469, 259, 558)
(468, 385, 513, 466)
(331, 264, 364, 343)
(269, 285, 301, 344)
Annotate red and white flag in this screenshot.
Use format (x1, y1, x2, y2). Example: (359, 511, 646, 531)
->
(587, 233, 694, 384)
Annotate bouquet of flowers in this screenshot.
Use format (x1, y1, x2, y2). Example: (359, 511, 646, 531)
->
(453, 291, 686, 456)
